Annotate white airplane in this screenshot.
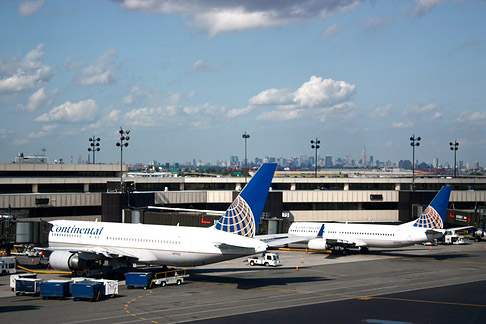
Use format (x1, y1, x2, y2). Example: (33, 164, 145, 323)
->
(44, 163, 276, 274)
(282, 186, 455, 254)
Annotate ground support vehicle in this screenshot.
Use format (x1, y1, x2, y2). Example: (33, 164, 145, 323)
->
(40, 280, 72, 299)
(125, 272, 153, 289)
(153, 269, 188, 287)
(10, 273, 37, 291)
(247, 252, 281, 267)
(15, 278, 42, 296)
(0, 256, 16, 275)
(72, 280, 104, 301)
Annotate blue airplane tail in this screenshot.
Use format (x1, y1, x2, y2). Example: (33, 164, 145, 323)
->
(412, 185, 452, 229)
(215, 163, 276, 237)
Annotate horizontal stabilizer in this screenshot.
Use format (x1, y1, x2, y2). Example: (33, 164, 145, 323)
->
(215, 243, 259, 255)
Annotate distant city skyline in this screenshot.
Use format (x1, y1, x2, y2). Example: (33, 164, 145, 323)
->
(12, 148, 483, 171)
(1, 1, 485, 166)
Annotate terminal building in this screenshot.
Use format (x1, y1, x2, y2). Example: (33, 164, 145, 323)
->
(0, 163, 485, 244)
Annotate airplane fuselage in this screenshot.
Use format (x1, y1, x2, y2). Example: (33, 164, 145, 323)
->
(289, 222, 441, 249)
(49, 220, 267, 267)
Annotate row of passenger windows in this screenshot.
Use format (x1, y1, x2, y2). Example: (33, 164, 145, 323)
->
(51, 232, 180, 244)
(106, 236, 180, 245)
(334, 231, 394, 236)
(289, 228, 395, 237)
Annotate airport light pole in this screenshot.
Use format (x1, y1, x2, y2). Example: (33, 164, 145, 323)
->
(116, 127, 130, 192)
(449, 140, 459, 178)
(88, 136, 100, 164)
(242, 132, 250, 184)
(410, 135, 421, 191)
(311, 138, 320, 178)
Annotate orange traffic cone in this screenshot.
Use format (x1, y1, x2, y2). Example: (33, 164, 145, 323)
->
(296, 266, 299, 271)
(31, 259, 35, 264)
(430, 246, 432, 252)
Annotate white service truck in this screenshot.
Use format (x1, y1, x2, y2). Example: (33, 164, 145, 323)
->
(247, 252, 280, 267)
(0, 257, 16, 275)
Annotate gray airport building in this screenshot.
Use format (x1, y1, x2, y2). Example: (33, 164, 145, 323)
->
(1, 163, 485, 246)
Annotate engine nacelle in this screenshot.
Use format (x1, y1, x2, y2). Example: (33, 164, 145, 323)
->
(308, 238, 330, 250)
(49, 251, 87, 271)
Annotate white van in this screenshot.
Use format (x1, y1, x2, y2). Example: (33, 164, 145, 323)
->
(0, 256, 16, 275)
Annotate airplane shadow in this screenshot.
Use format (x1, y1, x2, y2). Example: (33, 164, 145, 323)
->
(369, 249, 472, 261)
(0, 305, 41, 313)
(187, 273, 331, 290)
(310, 247, 473, 261)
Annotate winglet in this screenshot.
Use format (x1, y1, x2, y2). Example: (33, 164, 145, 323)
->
(214, 163, 277, 237)
(413, 185, 452, 229)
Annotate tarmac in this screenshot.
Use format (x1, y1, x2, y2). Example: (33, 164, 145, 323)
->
(1, 242, 486, 323)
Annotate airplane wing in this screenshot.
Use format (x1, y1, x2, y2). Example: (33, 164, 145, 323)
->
(256, 234, 313, 247)
(38, 246, 157, 263)
(215, 243, 261, 254)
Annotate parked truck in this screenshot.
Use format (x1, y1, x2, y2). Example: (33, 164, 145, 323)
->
(247, 252, 280, 267)
(0, 256, 16, 275)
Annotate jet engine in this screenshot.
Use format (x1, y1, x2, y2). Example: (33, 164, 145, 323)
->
(48, 251, 88, 271)
(308, 238, 331, 250)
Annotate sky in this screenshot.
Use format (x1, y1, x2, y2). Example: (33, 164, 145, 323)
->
(0, 0, 485, 166)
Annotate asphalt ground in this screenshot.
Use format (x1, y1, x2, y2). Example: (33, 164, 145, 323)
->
(1, 242, 486, 324)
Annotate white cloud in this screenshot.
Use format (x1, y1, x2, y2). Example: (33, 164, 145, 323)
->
(372, 104, 392, 117)
(431, 112, 442, 120)
(392, 122, 414, 128)
(192, 9, 291, 37)
(256, 109, 302, 121)
(183, 103, 226, 116)
(456, 111, 486, 124)
(317, 102, 356, 122)
(232, 76, 356, 121)
(403, 102, 438, 116)
(227, 105, 254, 118)
(293, 76, 355, 108)
(0, 43, 53, 94)
(18, 0, 44, 17)
(28, 125, 57, 138)
(36, 99, 98, 122)
(320, 24, 341, 40)
(116, 0, 363, 36)
(124, 106, 177, 126)
(87, 109, 121, 129)
(189, 59, 219, 73)
(248, 88, 293, 106)
(412, 0, 446, 18)
(18, 87, 57, 111)
(77, 50, 118, 86)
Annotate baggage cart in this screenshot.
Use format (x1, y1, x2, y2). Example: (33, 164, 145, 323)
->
(72, 280, 104, 301)
(125, 272, 153, 289)
(40, 280, 72, 299)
